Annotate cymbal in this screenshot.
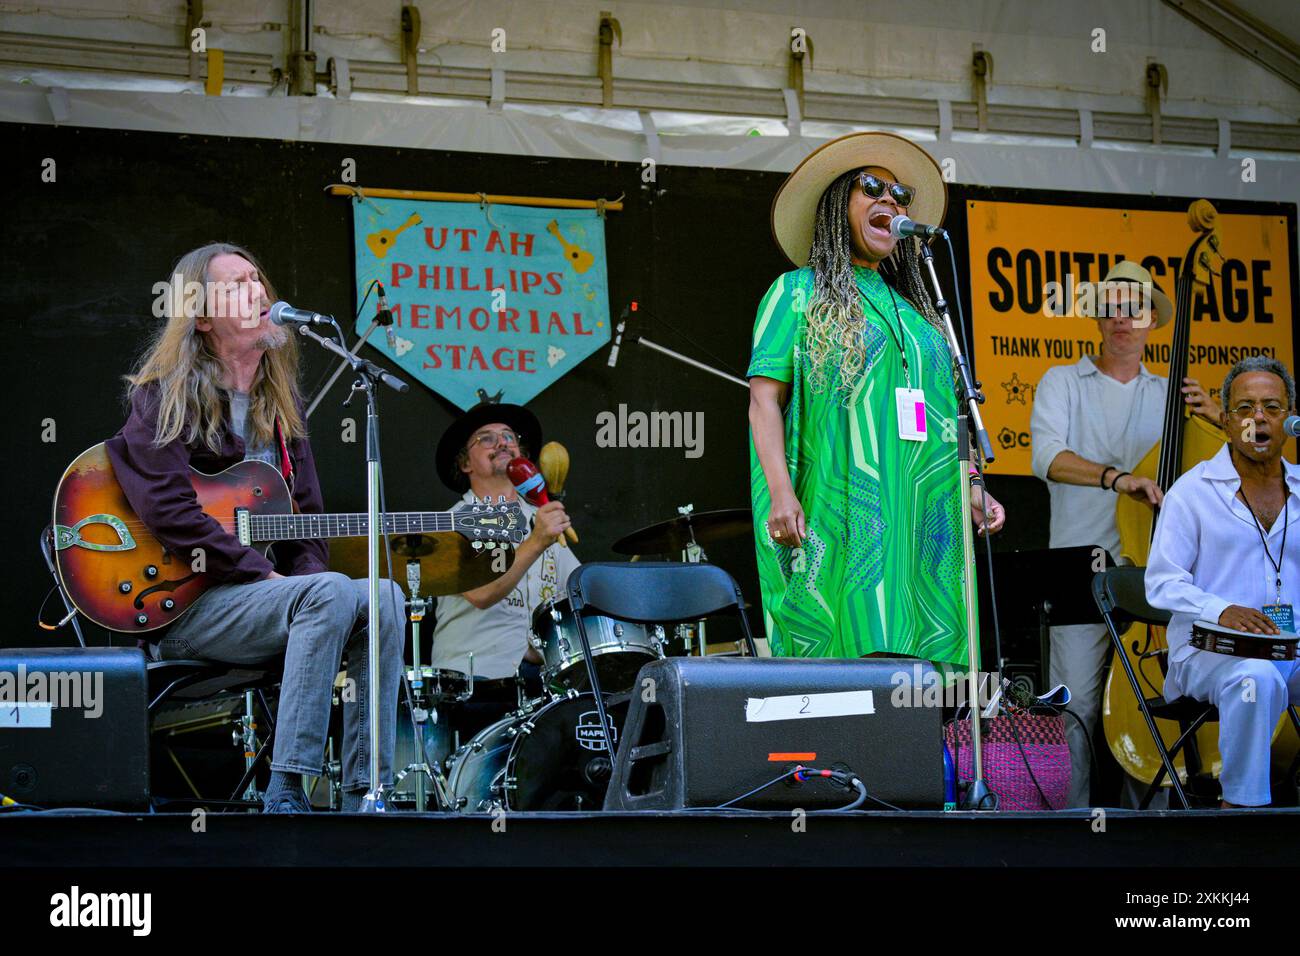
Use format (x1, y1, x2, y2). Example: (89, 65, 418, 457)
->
(612, 508, 754, 556)
(329, 532, 513, 597)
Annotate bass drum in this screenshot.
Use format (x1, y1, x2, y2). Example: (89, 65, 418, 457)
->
(507, 693, 629, 811)
(444, 693, 629, 812)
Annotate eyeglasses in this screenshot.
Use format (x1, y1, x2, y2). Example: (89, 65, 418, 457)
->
(468, 429, 519, 450)
(1228, 400, 1287, 419)
(858, 172, 916, 208)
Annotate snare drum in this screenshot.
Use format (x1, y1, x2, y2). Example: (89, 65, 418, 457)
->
(405, 665, 471, 704)
(530, 598, 664, 694)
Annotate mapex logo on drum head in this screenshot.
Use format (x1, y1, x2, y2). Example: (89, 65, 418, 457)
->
(576, 711, 618, 751)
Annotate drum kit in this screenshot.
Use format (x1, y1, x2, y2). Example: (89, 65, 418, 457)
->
(329, 503, 754, 813)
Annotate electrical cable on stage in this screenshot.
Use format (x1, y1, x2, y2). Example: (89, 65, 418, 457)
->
(709, 765, 887, 812)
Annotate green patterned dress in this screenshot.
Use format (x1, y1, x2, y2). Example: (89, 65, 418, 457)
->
(747, 264, 969, 665)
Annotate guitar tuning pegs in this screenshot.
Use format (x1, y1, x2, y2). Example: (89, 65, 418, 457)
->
(472, 541, 483, 550)
(482, 495, 491, 505)
(498, 495, 506, 504)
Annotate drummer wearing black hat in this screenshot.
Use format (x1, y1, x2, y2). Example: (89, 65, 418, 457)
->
(429, 401, 579, 742)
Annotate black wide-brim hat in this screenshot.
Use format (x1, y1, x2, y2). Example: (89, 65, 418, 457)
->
(435, 401, 542, 492)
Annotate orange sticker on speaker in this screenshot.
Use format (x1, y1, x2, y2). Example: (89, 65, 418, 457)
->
(767, 752, 816, 762)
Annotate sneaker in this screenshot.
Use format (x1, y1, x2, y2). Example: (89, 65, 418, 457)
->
(261, 789, 312, 814)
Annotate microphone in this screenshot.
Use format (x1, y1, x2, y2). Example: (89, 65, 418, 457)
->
(268, 301, 333, 327)
(1283, 416, 1300, 438)
(375, 282, 397, 351)
(890, 215, 947, 240)
(607, 300, 637, 368)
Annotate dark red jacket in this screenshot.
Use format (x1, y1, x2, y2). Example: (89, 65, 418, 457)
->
(104, 383, 330, 584)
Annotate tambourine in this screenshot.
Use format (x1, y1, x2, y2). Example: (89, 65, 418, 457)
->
(1191, 619, 1299, 661)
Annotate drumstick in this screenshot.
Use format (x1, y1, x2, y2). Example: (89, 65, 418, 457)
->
(538, 441, 579, 544)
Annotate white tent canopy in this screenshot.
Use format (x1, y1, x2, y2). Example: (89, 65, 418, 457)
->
(2, 0, 1297, 204)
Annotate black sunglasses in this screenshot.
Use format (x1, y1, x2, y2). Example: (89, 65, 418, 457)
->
(858, 172, 916, 208)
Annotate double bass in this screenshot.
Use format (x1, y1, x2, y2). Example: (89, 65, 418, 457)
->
(1102, 199, 1300, 789)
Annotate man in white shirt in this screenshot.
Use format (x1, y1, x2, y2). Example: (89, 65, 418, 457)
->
(429, 401, 577, 743)
(1147, 356, 1300, 807)
(1030, 262, 1220, 806)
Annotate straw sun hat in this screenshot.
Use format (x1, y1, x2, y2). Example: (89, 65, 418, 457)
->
(770, 131, 948, 268)
(1087, 260, 1174, 328)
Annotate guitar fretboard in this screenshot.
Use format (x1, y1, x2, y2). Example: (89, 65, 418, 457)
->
(248, 511, 457, 541)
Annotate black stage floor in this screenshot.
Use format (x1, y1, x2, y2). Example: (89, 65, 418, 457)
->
(4, 807, 1296, 867)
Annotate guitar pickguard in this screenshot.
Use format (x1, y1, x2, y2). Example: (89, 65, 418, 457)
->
(53, 514, 136, 553)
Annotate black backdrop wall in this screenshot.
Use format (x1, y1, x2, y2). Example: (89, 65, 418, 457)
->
(3, 121, 1292, 654)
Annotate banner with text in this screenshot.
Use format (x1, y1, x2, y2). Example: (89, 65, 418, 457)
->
(352, 198, 611, 410)
(967, 200, 1294, 475)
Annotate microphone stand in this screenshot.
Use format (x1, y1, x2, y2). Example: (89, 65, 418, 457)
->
(917, 240, 998, 811)
(304, 308, 396, 419)
(294, 320, 409, 813)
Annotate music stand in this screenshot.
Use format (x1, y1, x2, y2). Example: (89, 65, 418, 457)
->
(976, 545, 1115, 689)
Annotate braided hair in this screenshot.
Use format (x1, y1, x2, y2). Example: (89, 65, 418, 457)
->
(804, 168, 944, 400)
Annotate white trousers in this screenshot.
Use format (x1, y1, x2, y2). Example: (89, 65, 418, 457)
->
(1049, 623, 1109, 807)
(1166, 647, 1300, 805)
(1049, 623, 1168, 807)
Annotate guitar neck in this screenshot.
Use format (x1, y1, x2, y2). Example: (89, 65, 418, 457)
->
(248, 511, 456, 542)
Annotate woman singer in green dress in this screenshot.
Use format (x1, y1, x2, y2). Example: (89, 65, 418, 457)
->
(748, 131, 1005, 665)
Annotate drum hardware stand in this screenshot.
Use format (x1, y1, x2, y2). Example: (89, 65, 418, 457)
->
(296, 320, 410, 813)
(398, 561, 438, 812)
(393, 559, 468, 811)
(325, 739, 342, 810)
(677, 504, 709, 656)
(918, 239, 998, 811)
(234, 688, 262, 803)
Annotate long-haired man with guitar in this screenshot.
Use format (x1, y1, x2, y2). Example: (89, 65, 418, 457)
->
(102, 242, 405, 813)
(1030, 261, 1221, 806)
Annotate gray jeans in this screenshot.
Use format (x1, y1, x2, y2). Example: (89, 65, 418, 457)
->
(159, 571, 404, 792)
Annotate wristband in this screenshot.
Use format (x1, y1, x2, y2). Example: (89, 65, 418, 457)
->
(1099, 466, 1116, 489)
(1109, 470, 1131, 492)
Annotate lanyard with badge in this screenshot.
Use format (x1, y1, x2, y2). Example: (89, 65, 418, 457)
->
(863, 282, 927, 442)
(1237, 484, 1293, 631)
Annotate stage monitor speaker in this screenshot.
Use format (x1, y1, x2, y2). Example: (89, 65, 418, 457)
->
(604, 657, 942, 811)
(0, 647, 149, 810)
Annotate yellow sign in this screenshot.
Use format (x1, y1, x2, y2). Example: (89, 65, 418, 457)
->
(967, 200, 1294, 475)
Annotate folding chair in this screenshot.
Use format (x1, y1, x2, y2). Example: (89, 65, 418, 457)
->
(1092, 565, 1300, 809)
(566, 561, 758, 759)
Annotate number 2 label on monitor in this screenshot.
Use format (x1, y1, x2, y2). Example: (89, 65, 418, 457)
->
(744, 690, 875, 722)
